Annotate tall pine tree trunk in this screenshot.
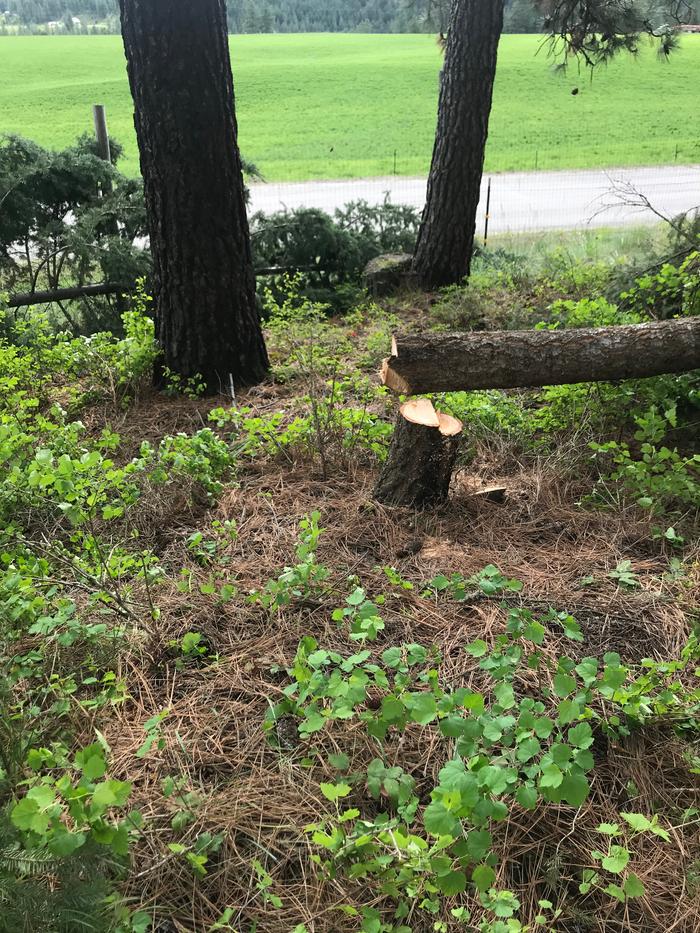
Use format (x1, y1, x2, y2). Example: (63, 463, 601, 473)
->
(118, 0, 268, 394)
(412, 0, 504, 288)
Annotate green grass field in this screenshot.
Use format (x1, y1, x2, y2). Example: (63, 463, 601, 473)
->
(0, 33, 698, 181)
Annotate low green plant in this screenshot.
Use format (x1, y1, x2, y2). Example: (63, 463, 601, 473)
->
(167, 832, 224, 878)
(161, 367, 207, 399)
(11, 741, 136, 860)
(265, 558, 699, 931)
(255, 512, 330, 610)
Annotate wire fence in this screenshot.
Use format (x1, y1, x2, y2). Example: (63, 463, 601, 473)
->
(248, 162, 700, 236)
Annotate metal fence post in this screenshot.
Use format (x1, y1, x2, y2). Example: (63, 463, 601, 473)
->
(484, 177, 492, 247)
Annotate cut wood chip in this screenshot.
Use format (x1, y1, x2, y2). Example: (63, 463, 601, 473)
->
(472, 485, 507, 503)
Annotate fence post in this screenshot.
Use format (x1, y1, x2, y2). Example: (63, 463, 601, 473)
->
(393, 149, 397, 176)
(92, 104, 112, 164)
(483, 177, 492, 247)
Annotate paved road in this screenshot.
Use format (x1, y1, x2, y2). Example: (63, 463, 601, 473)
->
(248, 165, 699, 233)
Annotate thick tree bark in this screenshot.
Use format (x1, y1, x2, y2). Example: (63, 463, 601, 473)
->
(374, 399, 463, 507)
(381, 319, 700, 394)
(118, 0, 268, 394)
(412, 0, 505, 289)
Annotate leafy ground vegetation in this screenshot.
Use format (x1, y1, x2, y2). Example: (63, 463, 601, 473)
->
(1, 225, 699, 932)
(1, 34, 699, 179)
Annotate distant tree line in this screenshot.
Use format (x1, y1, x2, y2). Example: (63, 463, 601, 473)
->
(1, 0, 694, 36)
(0, 0, 549, 35)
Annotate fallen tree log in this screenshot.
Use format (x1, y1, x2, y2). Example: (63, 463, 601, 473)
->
(6, 282, 132, 309)
(374, 398, 463, 507)
(381, 318, 700, 394)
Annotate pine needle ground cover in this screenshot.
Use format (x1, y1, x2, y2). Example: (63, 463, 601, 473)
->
(0, 33, 698, 180)
(1, 240, 699, 931)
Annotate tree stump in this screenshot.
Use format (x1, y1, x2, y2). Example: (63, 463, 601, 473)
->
(374, 398, 463, 507)
(362, 253, 415, 297)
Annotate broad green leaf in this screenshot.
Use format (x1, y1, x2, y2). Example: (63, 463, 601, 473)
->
(406, 692, 437, 725)
(553, 672, 577, 698)
(346, 587, 366, 606)
(516, 736, 541, 763)
(568, 722, 594, 749)
(424, 800, 460, 837)
(604, 883, 626, 902)
(550, 743, 573, 767)
(472, 863, 496, 892)
(466, 639, 488, 658)
(516, 784, 538, 810)
(575, 658, 599, 685)
(381, 647, 402, 668)
(534, 716, 554, 739)
(557, 699, 582, 725)
(623, 873, 645, 897)
(81, 753, 107, 782)
(328, 752, 350, 771)
(619, 812, 651, 832)
(91, 780, 131, 813)
(523, 621, 546, 644)
(48, 829, 86, 857)
(478, 765, 509, 795)
(320, 782, 351, 802)
(559, 770, 590, 807)
(436, 870, 467, 895)
(26, 785, 57, 808)
(539, 764, 563, 789)
(466, 829, 492, 861)
(11, 798, 49, 834)
(381, 695, 405, 722)
(621, 812, 670, 841)
(602, 845, 630, 874)
(494, 683, 515, 710)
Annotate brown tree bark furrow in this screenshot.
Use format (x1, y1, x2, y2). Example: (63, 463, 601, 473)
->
(118, 0, 268, 393)
(374, 400, 463, 507)
(382, 319, 700, 394)
(411, 0, 505, 288)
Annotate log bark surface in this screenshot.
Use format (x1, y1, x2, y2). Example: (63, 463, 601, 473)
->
(382, 319, 700, 394)
(374, 401, 462, 507)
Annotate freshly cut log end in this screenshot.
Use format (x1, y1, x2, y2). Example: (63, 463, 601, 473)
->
(380, 357, 410, 395)
(374, 399, 463, 507)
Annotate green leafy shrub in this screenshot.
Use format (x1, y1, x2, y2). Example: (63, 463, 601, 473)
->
(251, 197, 420, 309)
(619, 251, 700, 320)
(591, 404, 700, 514)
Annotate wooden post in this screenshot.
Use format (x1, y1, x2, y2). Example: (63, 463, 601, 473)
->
(92, 104, 112, 165)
